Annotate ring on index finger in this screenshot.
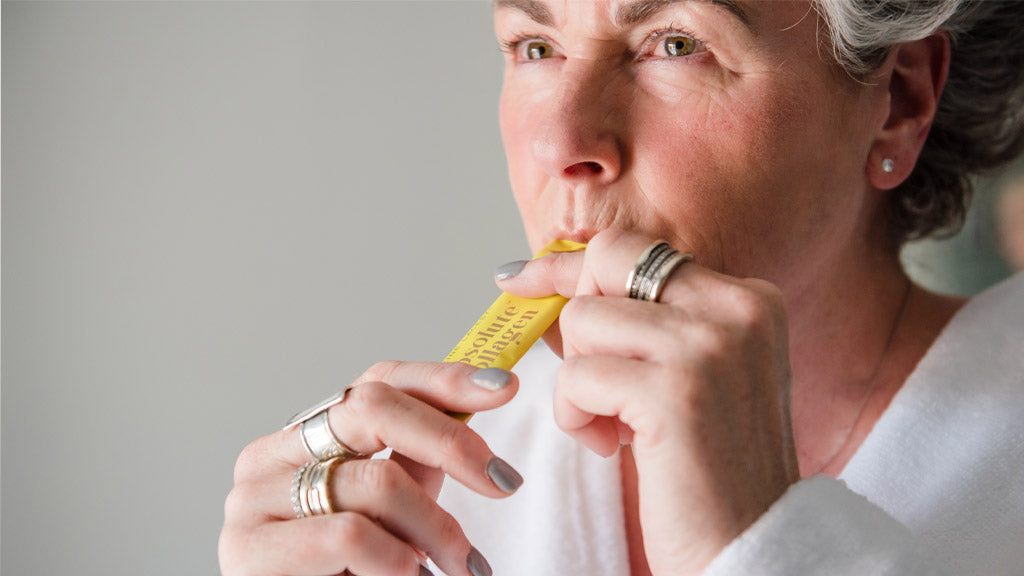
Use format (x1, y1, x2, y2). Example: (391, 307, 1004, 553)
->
(626, 241, 694, 303)
(285, 387, 365, 462)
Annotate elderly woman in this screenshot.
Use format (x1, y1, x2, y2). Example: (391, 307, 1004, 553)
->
(220, 1, 1024, 575)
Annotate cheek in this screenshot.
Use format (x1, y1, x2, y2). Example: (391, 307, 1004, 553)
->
(499, 90, 548, 247)
(498, 93, 530, 189)
(628, 88, 844, 275)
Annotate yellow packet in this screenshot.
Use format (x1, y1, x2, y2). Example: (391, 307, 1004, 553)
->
(444, 239, 586, 421)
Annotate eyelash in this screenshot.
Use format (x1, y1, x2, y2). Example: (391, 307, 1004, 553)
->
(637, 26, 707, 61)
(498, 26, 707, 62)
(498, 32, 552, 60)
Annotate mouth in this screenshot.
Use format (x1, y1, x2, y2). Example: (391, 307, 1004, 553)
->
(549, 228, 599, 245)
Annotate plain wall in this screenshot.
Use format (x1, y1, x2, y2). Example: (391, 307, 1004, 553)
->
(3, 2, 1016, 576)
(3, 2, 521, 574)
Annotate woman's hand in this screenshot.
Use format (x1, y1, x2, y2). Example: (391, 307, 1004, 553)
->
(219, 361, 520, 576)
(498, 229, 800, 575)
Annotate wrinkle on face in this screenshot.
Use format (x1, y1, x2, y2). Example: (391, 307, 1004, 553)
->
(497, 0, 884, 287)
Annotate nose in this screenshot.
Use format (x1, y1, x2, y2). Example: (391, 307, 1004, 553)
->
(531, 66, 624, 185)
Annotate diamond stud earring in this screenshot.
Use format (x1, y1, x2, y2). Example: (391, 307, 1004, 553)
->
(882, 158, 895, 173)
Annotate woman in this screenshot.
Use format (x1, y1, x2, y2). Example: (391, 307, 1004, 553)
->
(220, 1, 1024, 575)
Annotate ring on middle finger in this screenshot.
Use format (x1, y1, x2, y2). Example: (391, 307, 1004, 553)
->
(292, 457, 343, 518)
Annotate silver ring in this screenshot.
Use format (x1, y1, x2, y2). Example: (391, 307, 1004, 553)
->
(299, 409, 363, 462)
(284, 387, 351, 430)
(626, 241, 694, 302)
(292, 457, 343, 518)
(284, 386, 365, 462)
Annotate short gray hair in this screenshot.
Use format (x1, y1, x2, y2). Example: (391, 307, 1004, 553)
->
(813, 0, 1024, 244)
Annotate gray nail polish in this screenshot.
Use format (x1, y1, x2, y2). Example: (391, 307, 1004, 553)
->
(467, 547, 492, 576)
(419, 565, 435, 576)
(471, 367, 512, 391)
(487, 456, 524, 493)
(494, 260, 528, 281)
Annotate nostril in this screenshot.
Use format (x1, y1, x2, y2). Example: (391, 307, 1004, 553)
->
(564, 161, 604, 177)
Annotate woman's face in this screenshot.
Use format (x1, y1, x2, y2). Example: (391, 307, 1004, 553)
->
(495, 0, 889, 293)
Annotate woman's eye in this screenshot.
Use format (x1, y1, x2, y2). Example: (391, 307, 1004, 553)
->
(523, 40, 554, 60)
(662, 34, 698, 57)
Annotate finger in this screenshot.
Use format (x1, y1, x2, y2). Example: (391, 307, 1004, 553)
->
(494, 248, 585, 298)
(558, 295, 691, 360)
(334, 381, 523, 497)
(354, 361, 519, 412)
(250, 361, 517, 466)
(492, 229, 648, 299)
(232, 513, 425, 576)
(497, 229, 701, 301)
(257, 384, 521, 499)
(240, 458, 476, 576)
(554, 355, 665, 455)
(330, 459, 477, 576)
(575, 229, 686, 298)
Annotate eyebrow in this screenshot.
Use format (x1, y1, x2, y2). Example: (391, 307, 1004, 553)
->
(494, 0, 554, 26)
(617, 0, 751, 27)
(494, 0, 749, 28)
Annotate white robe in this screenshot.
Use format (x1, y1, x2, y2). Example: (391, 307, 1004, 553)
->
(435, 272, 1024, 575)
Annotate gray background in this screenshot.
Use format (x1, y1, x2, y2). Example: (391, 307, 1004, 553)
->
(2, 2, 1017, 575)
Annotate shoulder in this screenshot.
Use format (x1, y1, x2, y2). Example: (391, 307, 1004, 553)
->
(840, 272, 1024, 573)
(916, 271, 1024, 385)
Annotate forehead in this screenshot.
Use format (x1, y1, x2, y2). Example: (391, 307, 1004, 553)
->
(493, 0, 753, 28)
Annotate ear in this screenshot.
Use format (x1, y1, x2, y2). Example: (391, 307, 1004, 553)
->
(868, 33, 950, 190)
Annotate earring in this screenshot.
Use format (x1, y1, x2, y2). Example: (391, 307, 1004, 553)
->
(882, 158, 895, 173)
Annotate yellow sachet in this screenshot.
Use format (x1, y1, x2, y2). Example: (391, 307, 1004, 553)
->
(444, 239, 586, 421)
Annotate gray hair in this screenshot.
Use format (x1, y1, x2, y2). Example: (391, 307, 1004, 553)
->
(813, 0, 1024, 244)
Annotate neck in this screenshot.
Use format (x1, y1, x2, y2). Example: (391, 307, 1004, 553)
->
(783, 246, 962, 477)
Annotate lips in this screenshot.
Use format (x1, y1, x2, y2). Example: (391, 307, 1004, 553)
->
(550, 228, 598, 245)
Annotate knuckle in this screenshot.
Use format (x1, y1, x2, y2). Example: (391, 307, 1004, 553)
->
(552, 248, 582, 279)
(355, 458, 409, 496)
(322, 514, 420, 575)
(233, 439, 270, 483)
(558, 296, 586, 327)
(588, 228, 627, 255)
(222, 485, 253, 522)
(431, 361, 472, 394)
(744, 278, 786, 311)
(347, 379, 392, 411)
(433, 509, 470, 551)
(557, 356, 597, 391)
(726, 283, 775, 329)
(689, 322, 733, 359)
(435, 420, 476, 461)
(323, 511, 369, 549)
(558, 355, 582, 379)
(360, 360, 401, 385)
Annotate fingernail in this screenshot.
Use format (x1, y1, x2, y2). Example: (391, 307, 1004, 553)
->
(494, 260, 528, 281)
(470, 367, 512, 391)
(419, 565, 435, 576)
(487, 456, 524, 493)
(467, 547, 492, 576)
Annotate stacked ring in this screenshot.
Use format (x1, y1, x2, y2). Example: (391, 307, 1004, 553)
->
(292, 457, 343, 518)
(626, 241, 694, 302)
(291, 462, 313, 518)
